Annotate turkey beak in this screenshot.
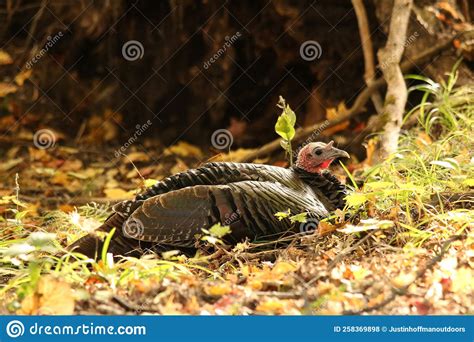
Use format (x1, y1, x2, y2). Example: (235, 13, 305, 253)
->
(327, 146, 350, 159)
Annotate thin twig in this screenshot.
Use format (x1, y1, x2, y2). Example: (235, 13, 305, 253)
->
(23, 0, 48, 59)
(328, 231, 374, 269)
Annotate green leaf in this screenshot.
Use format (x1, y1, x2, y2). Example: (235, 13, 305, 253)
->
(289, 212, 307, 223)
(101, 228, 116, 261)
(208, 223, 231, 238)
(462, 179, 474, 186)
(364, 181, 394, 190)
(275, 96, 296, 141)
(345, 193, 369, 207)
(275, 113, 296, 141)
(274, 209, 291, 221)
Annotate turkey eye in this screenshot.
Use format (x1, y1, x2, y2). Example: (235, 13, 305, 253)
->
(314, 149, 322, 156)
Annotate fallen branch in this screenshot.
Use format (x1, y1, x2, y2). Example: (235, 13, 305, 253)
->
(236, 37, 455, 163)
(343, 234, 465, 315)
(19, 195, 125, 205)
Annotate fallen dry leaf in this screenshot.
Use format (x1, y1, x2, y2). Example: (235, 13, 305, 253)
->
(391, 272, 416, 289)
(204, 283, 232, 297)
(104, 188, 134, 200)
(0, 82, 17, 97)
(164, 141, 203, 158)
(126, 151, 151, 163)
(323, 102, 349, 135)
(18, 276, 75, 315)
(272, 261, 297, 275)
(14, 69, 33, 86)
(0, 50, 13, 65)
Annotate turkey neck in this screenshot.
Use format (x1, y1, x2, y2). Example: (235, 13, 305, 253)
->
(292, 166, 347, 210)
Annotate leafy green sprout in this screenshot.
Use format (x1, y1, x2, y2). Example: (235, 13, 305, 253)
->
(275, 96, 297, 166)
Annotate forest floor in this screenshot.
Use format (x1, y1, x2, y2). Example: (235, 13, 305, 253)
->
(0, 74, 473, 315)
(0, 135, 472, 315)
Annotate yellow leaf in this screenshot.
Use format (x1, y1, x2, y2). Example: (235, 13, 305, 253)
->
(18, 276, 75, 315)
(324, 102, 349, 135)
(351, 265, 370, 281)
(204, 283, 232, 296)
(126, 151, 151, 162)
(345, 192, 369, 207)
(452, 267, 473, 294)
(144, 179, 158, 187)
(14, 69, 32, 86)
(104, 188, 133, 200)
(272, 261, 297, 275)
(391, 272, 416, 289)
(51, 171, 69, 186)
(68, 168, 101, 180)
(60, 159, 83, 172)
(0, 50, 13, 65)
(248, 279, 263, 290)
(462, 179, 474, 187)
(0, 82, 17, 97)
(164, 141, 203, 158)
(364, 181, 394, 190)
(213, 147, 258, 162)
(255, 299, 286, 314)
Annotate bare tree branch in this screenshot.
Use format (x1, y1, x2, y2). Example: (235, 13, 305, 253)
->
(352, 0, 384, 113)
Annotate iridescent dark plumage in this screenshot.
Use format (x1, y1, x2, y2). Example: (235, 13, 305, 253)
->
(69, 142, 349, 258)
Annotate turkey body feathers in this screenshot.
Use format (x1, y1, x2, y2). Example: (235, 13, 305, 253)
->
(69, 162, 347, 257)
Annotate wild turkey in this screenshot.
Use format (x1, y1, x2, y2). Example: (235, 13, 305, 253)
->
(69, 141, 350, 258)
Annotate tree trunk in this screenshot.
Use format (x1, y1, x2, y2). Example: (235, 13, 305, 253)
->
(377, 0, 413, 158)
